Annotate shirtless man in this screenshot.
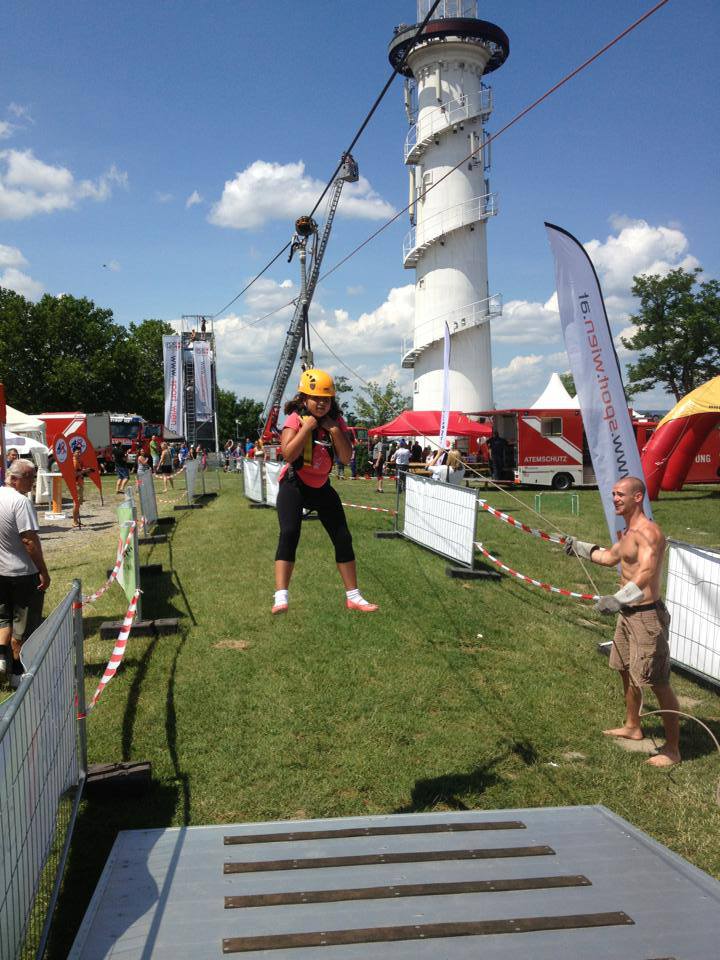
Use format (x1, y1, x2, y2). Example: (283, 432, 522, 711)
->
(565, 475, 680, 767)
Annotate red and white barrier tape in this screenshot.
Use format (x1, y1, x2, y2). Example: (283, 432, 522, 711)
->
(479, 500, 566, 544)
(88, 589, 141, 710)
(475, 542, 599, 602)
(81, 521, 137, 606)
(341, 501, 398, 516)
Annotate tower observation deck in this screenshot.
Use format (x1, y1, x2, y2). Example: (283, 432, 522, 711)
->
(389, 0, 509, 411)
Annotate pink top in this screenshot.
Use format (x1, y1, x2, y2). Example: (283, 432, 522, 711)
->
(280, 411, 347, 488)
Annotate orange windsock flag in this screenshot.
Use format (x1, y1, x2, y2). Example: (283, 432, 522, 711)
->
(53, 434, 79, 505)
(64, 418, 103, 494)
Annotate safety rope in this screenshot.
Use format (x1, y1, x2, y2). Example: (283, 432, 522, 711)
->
(81, 521, 136, 606)
(475, 541, 600, 602)
(87, 589, 141, 710)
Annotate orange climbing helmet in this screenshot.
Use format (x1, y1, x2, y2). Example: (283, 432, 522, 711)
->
(299, 368, 335, 397)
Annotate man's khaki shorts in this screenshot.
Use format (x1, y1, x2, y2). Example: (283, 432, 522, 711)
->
(609, 601, 671, 686)
(0, 573, 44, 642)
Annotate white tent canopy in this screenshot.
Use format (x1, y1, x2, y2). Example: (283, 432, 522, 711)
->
(4, 404, 46, 443)
(530, 372, 580, 410)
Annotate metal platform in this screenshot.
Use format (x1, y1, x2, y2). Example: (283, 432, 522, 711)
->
(68, 805, 720, 959)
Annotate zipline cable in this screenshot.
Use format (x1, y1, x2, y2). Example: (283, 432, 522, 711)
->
(212, 242, 291, 319)
(212, 0, 443, 319)
(309, 0, 443, 217)
(316, 0, 672, 287)
(230, 0, 672, 332)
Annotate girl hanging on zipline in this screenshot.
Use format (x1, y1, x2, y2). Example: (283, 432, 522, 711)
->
(272, 369, 378, 616)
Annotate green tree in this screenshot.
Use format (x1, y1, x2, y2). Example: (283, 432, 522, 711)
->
(353, 379, 411, 425)
(621, 267, 720, 400)
(217, 389, 263, 442)
(125, 318, 175, 421)
(0, 287, 33, 404)
(0, 289, 134, 412)
(559, 372, 576, 397)
(334, 375, 354, 416)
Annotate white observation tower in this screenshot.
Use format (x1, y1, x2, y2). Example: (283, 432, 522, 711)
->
(389, 0, 509, 411)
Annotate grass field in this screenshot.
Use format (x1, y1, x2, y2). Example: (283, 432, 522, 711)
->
(23, 472, 720, 957)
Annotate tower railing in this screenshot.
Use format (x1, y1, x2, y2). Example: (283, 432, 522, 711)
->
(403, 192, 497, 266)
(405, 87, 492, 163)
(401, 293, 503, 367)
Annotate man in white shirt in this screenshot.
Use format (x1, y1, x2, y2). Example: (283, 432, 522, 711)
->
(390, 439, 411, 493)
(0, 459, 50, 687)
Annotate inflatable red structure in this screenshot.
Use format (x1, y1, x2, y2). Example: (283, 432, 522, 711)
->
(641, 377, 720, 499)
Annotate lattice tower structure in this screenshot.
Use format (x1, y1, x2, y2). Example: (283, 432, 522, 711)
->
(389, 0, 509, 411)
(181, 314, 219, 453)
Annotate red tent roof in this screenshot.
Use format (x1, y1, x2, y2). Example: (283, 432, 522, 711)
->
(368, 411, 491, 438)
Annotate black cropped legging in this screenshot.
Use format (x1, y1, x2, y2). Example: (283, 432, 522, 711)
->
(275, 475, 355, 564)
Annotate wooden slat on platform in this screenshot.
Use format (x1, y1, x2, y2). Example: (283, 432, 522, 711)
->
(224, 845, 555, 874)
(222, 911, 633, 953)
(224, 819, 525, 845)
(225, 873, 591, 908)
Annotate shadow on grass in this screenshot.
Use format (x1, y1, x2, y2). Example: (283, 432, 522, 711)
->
(46, 597, 193, 956)
(44, 781, 181, 960)
(395, 741, 538, 812)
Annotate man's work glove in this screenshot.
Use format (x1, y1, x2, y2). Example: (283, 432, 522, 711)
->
(563, 537, 598, 561)
(595, 581, 644, 615)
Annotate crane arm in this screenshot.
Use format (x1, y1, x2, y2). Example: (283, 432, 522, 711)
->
(259, 155, 358, 442)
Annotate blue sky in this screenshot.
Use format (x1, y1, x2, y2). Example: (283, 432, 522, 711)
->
(2, 0, 718, 413)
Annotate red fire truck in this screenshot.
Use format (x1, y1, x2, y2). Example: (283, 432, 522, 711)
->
(479, 408, 720, 490)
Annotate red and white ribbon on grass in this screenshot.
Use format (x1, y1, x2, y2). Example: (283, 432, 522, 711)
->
(81, 520, 136, 606)
(475, 541, 599, 602)
(478, 500, 566, 545)
(88, 588, 141, 710)
(341, 501, 397, 516)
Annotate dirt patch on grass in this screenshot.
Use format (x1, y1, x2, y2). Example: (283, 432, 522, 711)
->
(38, 493, 120, 561)
(677, 695, 703, 711)
(213, 639, 249, 651)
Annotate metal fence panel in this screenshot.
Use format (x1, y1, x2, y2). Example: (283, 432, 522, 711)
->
(263, 462, 283, 507)
(665, 540, 720, 688)
(183, 458, 199, 504)
(242, 459, 264, 503)
(0, 582, 86, 960)
(137, 473, 158, 527)
(403, 474, 477, 567)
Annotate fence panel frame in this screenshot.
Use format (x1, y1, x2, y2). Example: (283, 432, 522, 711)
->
(242, 458, 264, 503)
(263, 461, 283, 507)
(665, 539, 720, 689)
(401, 473, 478, 568)
(0, 580, 87, 960)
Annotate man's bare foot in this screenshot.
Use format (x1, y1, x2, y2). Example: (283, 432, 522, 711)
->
(603, 725, 644, 741)
(646, 747, 681, 768)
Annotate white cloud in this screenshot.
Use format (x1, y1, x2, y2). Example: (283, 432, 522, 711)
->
(585, 216, 699, 301)
(155, 191, 173, 204)
(8, 103, 32, 122)
(346, 284, 364, 296)
(208, 159, 395, 230)
(0, 122, 12, 140)
(186, 189, 202, 208)
(211, 282, 414, 402)
(0, 244, 43, 299)
(0, 244, 27, 268)
(0, 149, 127, 220)
(493, 294, 560, 344)
(0, 266, 44, 300)
(103, 259, 121, 272)
(491, 217, 701, 407)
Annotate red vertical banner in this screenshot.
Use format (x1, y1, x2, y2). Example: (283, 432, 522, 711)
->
(53, 435, 79, 505)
